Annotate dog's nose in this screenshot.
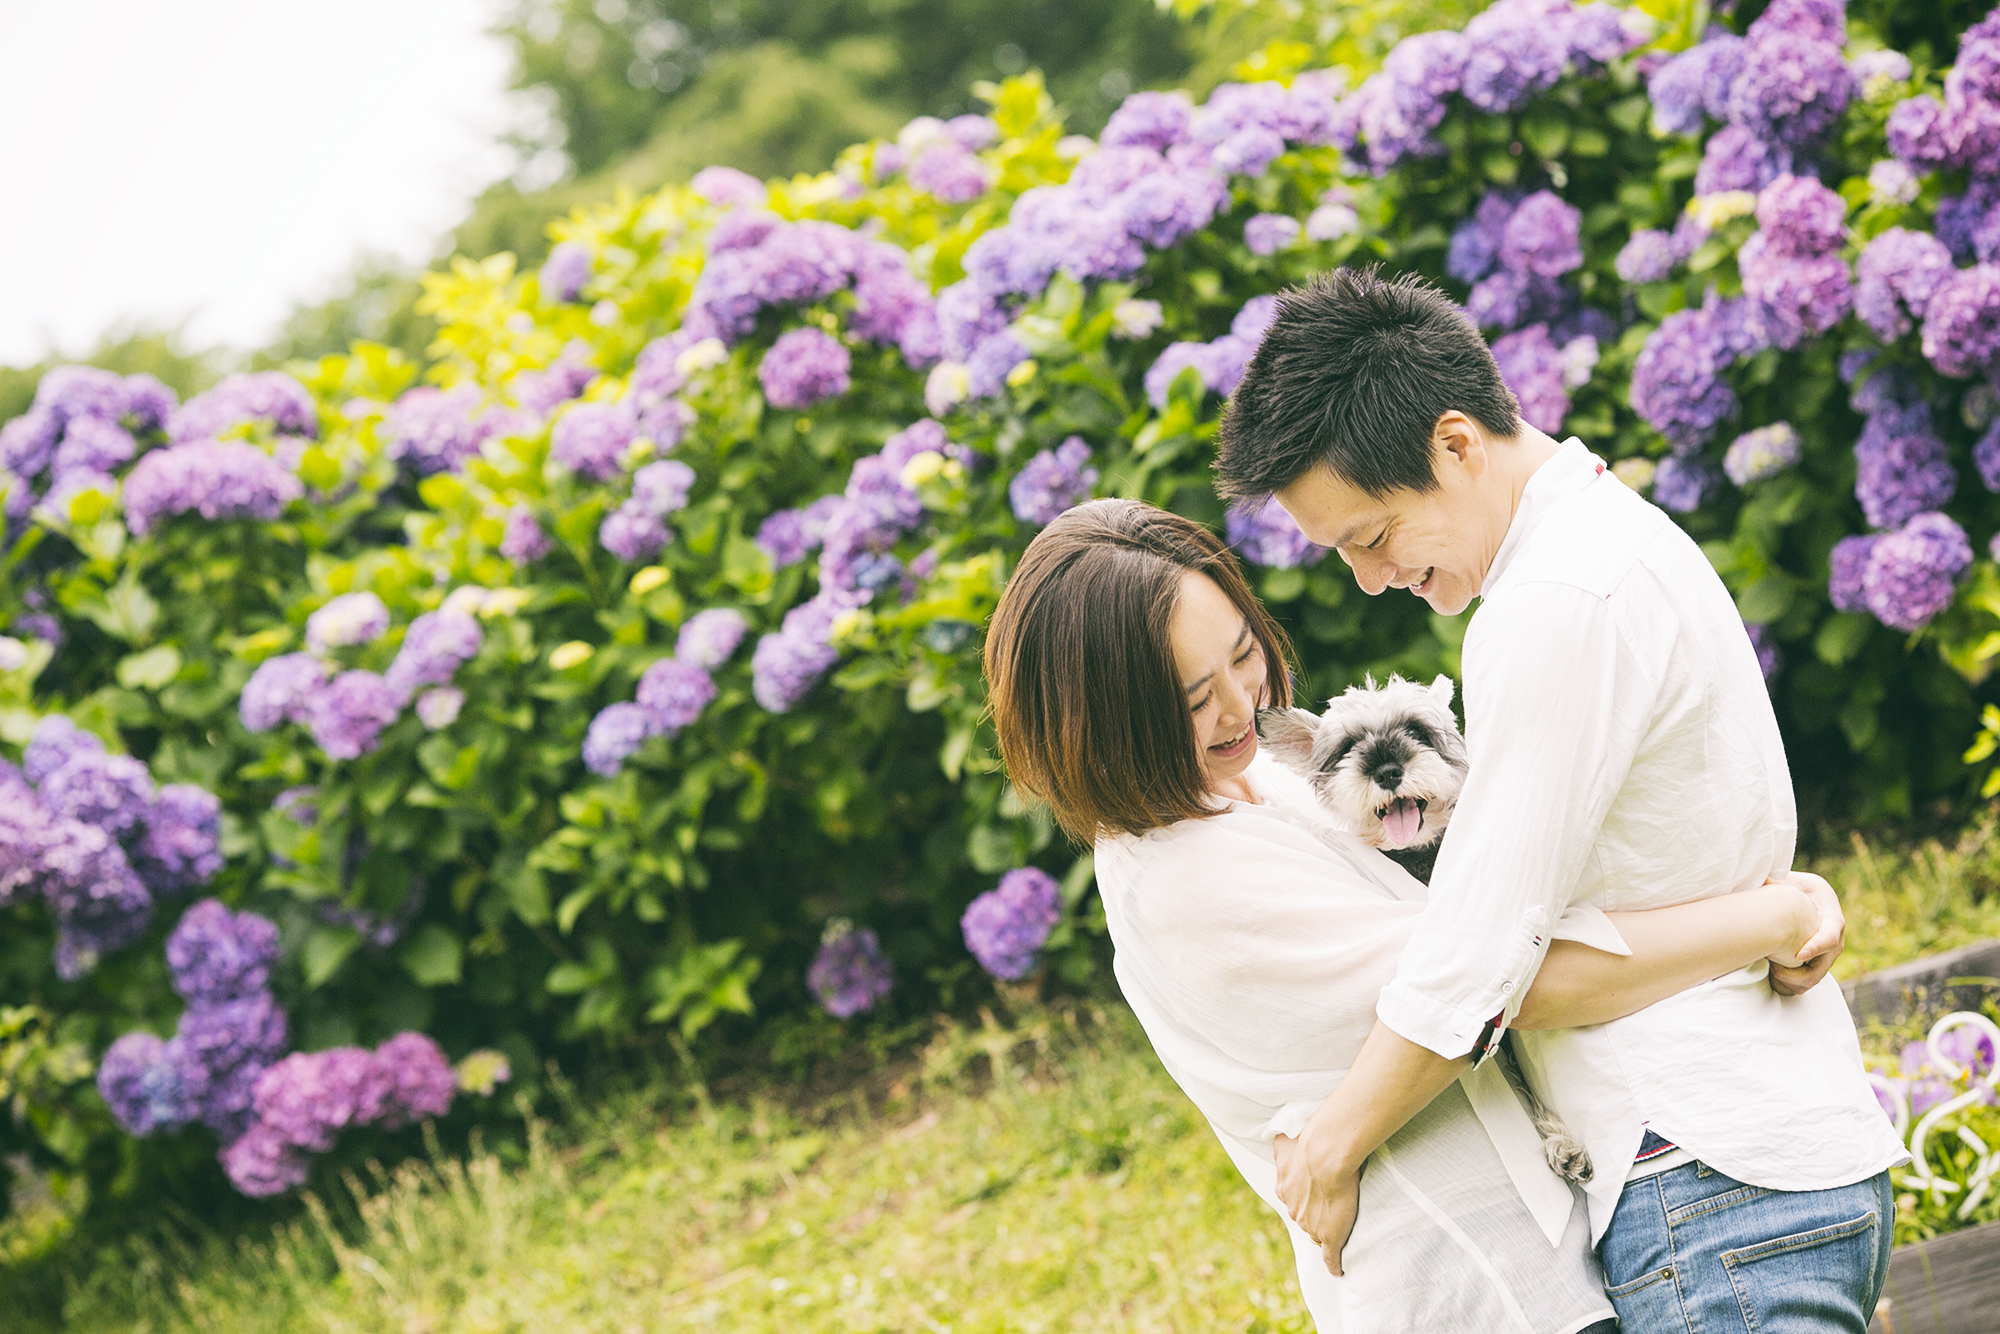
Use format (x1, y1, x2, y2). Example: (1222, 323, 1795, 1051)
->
(1374, 763, 1404, 788)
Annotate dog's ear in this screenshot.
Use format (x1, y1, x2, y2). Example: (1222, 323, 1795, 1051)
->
(1256, 707, 1321, 771)
(1427, 675, 1456, 708)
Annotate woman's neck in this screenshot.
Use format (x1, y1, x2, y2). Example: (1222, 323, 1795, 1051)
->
(1212, 774, 1259, 805)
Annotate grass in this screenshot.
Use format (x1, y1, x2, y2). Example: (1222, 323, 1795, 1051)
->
(7, 819, 2000, 1334)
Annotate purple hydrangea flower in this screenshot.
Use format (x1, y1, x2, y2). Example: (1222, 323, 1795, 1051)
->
(1857, 401, 1956, 530)
(1459, 0, 1570, 113)
(120, 374, 177, 434)
(172, 992, 290, 1139)
(1499, 190, 1584, 278)
(806, 921, 895, 1017)
(1009, 437, 1098, 526)
(1145, 342, 1214, 409)
(631, 459, 696, 516)
(1727, 32, 1854, 151)
(501, 504, 553, 563)
(1829, 534, 1877, 612)
(1724, 423, 1801, 486)
(1491, 324, 1570, 434)
(167, 899, 281, 1005)
(24, 715, 103, 787)
(1887, 94, 1952, 172)
(98, 1031, 191, 1136)
(415, 687, 465, 730)
(372, 1031, 456, 1127)
(1226, 497, 1327, 569)
(135, 784, 224, 895)
(252, 1048, 391, 1152)
(550, 402, 637, 482)
(39, 750, 154, 838)
(751, 590, 865, 713)
(1102, 90, 1194, 149)
(635, 657, 717, 734)
(123, 441, 305, 537)
(219, 1122, 310, 1197)
(1696, 124, 1783, 196)
(1745, 621, 1781, 682)
(1856, 228, 1957, 340)
(53, 415, 136, 474)
(1738, 239, 1852, 350)
(908, 141, 992, 202)
(1755, 174, 1846, 257)
(308, 670, 403, 760)
(1651, 455, 1723, 513)
(600, 501, 670, 563)
(0, 407, 60, 480)
(1616, 229, 1679, 285)
(1630, 297, 1745, 451)
(1923, 265, 2000, 381)
(676, 608, 750, 669)
(1244, 213, 1303, 256)
(756, 508, 814, 568)
(384, 610, 482, 698)
(385, 385, 493, 476)
(34, 365, 127, 425)
(692, 165, 767, 208)
(510, 344, 599, 415)
(583, 701, 657, 776)
(306, 592, 391, 654)
(1862, 512, 1972, 632)
(1747, 0, 1845, 46)
(960, 867, 1063, 980)
(241, 653, 329, 733)
(170, 372, 317, 444)
(539, 241, 592, 303)
(1114, 163, 1230, 250)
(759, 328, 851, 410)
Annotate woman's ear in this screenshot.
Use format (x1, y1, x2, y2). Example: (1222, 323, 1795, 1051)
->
(1256, 707, 1323, 771)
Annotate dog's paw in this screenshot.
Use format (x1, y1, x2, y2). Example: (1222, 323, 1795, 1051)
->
(1542, 1133, 1594, 1186)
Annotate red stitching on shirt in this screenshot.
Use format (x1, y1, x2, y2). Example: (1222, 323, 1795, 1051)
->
(1594, 461, 1605, 476)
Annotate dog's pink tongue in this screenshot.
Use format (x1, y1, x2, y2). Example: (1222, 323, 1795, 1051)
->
(1380, 798, 1423, 848)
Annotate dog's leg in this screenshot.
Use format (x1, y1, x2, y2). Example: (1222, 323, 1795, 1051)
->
(1496, 1035, 1593, 1186)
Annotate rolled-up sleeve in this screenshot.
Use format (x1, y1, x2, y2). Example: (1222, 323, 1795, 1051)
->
(1375, 580, 1661, 1060)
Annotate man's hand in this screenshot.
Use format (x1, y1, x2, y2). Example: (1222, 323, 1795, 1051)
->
(1274, 1128, 1363, 1276)
(1767, 870, 1844, 996)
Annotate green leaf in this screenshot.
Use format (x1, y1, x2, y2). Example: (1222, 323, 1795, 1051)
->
(303, 927, 362, 989)
(968, 823, 1018, 874)
(398, 924, 464, 987)
(1814, 613, 1872, 667)
(115, 645, 182, 690)
(1736, 576, 1792, 624)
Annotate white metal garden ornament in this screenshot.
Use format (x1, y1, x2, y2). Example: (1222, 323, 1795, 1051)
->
(1874, 1011, 2000, 1220)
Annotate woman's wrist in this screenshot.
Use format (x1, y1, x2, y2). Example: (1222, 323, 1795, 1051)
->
(1761, 880, 1818, 962)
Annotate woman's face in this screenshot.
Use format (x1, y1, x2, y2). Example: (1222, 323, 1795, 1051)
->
(1168, 570, 1267, 791)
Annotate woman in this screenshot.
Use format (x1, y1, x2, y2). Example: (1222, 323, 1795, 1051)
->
(983, 498, 1833, 1334)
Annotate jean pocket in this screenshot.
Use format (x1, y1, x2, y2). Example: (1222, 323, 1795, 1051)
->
(1721, 1209, 1879, 1333)
(1604, 1265, 1686, 1332)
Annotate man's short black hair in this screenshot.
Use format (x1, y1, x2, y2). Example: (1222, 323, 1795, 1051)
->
(1215, 266, 1524, 504)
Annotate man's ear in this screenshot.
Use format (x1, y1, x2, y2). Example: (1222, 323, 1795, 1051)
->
(1433, 410, 1489, 480)
(1257, 707, 1323, 771)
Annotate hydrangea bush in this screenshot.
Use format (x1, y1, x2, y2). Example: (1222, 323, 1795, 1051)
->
(10, 2, 2000, 1209)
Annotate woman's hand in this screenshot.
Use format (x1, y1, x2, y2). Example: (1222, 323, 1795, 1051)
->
(1274, 1128, 1363, 1276)
(1765, 871, 1844, 996)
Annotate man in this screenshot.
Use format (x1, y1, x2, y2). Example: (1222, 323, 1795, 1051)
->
(1215, 267, 1905, 1332)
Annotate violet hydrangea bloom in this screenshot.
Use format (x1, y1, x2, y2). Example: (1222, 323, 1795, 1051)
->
(123, 441, 305, 537)
(1922, 264, 2000, 381)
(305, 592, 391, 654)
(510, 344, 599, 416)
(53, 415, 136, 474)
(676, 608, 750, 669)
(1226, 497, 1327, 569)
(500, 504, 553, 563)
(635, 657, 717, 734)
(1861, 512, 1973, 632)
(24, 714, 103, 786)
(807, 921, 895, 1018)
(1630, 300, 1740, 451)
(755, 508, 814, 568)
(908, 141, 992, 202)
(1102, 90, 1194, 150)
(1499, 191, 1584, 278)
(1856, 229, 1957, 341)
(539, 242, 592, 303)
(385, 385, 493, 477)
(960, 867, 1063, 981)
(39, 750, 154, 839)
(1616, 229, 1679, 285)
(98, 1031, 190, 1136)
(373, 1031, 457, 1127)
(1490, 324, 1570, 433)
(1726, 24, 1854, 152)
(135, 784, 224, 895)
(631, 459, 696, 516)
(751, 590, 866, 713)
(1244, 213, 1302, 256)
(1009, 438, 1098, 526)
(1723, 423, 1801, 486)
(549, 402, 637, 482)
(167, 899, 281, 1005)
(308, 670, 403, 760)
(1829, 534, 1879, 612)
(240, 653, 329, 733)
(171, 991, 290, 1139)
(34, 365, 127, 425)
(599, 502, 669, 563)
(384, 610, 483, 698)
(170, 372, 317, 444)
(583, 702, 658, 776)
(1650, 456, 1722, 513)
(219, 1122, 310, 1198)
(1856, 402, 1956, 530)
(415, 687, 465, 730)
(759, 328, 852, 410)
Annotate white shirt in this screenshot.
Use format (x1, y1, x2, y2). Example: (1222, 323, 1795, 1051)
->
(1374, 438, 1908, 1240)
(1097, 756, 1615, 1334)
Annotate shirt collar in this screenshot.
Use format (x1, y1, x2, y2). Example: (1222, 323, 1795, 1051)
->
(1479, 436, 1604, 598)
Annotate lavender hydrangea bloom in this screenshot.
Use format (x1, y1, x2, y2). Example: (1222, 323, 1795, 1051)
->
(1922, 264, 2000, 381)
(1145, 342, 1213, 409)
(385, 611, 482, 698)
(53, 415, 136, 474)
(1747, 0, 1845, 46)
(583, 701, 657, 775)
(170, 372, 317, 444)
(34, 365, 127, 424)
(1651, 456, 1723, 513)
(1244, 213, 1303, 256)
(1616, 229, 1678, 285)
(1649, 35, 1746, 135)
(539, 242, 592, 303)
(240, 653, 329, 732)
(1856, 228, 1957, 340)
(219, 1123, 310, 1198)
(1009, 438, 1098, 526)
(167, 899, 281, 1005)
(415, 687, 465, 731)
(1855, 404, 1956, 530)
(756, 508, 814, 568)
(1630, 302, 1739, 450)
(308, 670, 403, 760)
(120, 374, 177, 434)
(1755, 175, 1846, 257)
(135, 784, 224, 894)
(1738, 242, 1852, 349)
(550, 402, 637, 482)
(500, 504, 553, 563)
(691, 165, 766, 208)
(1226, 497, 1327, 569)
(630, 460, 696, 517)
(306, 592, 391, 654)
(676, 609, 750, 669)
(1102, 90, 1194, 149)
(635, 658, 717, 735)
(1887, 94, 1952, 172)
(807, 922, 895, 1017)
(40, 750, 154, 838)
(385, 385, 492, 476)
(1829, 534, 1878, 612)
(1447, 191, 1517, 284)
(98, 1032, 190, 1136)
(373, 1031, 456, 1127)
(908, 141, 992, 202)
(1460, 0, 1569, 113)
(123, 441, 304, 537)
(965, 332, 1030, 400)
(1727, 33, 1854, 151)
(510, 345, 599, 415)
(0, 407, 60, 480)
(252, 1049, 386, 1152)
(24, 714, 103, 786)
(750, 590, 866, 713)
(759, 328, 852, 410)
(1499, 191, 1583, 278)
(1695, 125, 1782, 196)
(1723, 423, 1801, 486)
(600, 501, 670, 563)
(1978, 421, 2000, 494)
(960, 867, 1063, 980)
(1862, 512, 1973, 632)
(1115, 164, 1230, 250)
(172, 992, 289, 1139)
(1491, 324, 1570, 433)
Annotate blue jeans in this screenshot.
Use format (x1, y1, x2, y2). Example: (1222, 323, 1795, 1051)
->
(1597, 1162, 1895, 1333)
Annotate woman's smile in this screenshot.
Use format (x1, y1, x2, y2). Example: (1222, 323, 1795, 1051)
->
(1210, 721, 1254, 757)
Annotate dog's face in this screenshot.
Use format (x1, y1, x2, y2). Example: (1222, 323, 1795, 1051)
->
(1258, 674, 1468, 850)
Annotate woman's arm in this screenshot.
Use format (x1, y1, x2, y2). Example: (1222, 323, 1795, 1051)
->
(1510, 874, 1824, 1030)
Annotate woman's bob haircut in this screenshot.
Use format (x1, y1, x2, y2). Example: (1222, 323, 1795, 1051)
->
(984, 497, 1294, 844)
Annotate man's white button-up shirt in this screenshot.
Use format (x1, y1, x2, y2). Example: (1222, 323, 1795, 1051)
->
(1373, 438, 1907, 1240)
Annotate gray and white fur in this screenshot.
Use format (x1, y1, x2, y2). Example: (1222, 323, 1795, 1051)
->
(1256, 674, 1593, 1187)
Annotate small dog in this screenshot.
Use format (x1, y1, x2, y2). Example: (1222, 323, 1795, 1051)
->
(1257, 674, 1468, 885)
(1257, 674, 1593, 1187)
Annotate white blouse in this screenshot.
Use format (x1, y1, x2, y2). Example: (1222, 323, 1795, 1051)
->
(1096, 755, 1615, 1334)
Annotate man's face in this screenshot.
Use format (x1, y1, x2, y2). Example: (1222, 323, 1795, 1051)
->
(1273, 421, 1505, 617)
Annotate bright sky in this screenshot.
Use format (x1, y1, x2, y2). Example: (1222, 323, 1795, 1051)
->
(0, 0, 520, 366)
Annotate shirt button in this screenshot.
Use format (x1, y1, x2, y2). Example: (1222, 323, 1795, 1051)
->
(1500, 982, 1515, 995)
